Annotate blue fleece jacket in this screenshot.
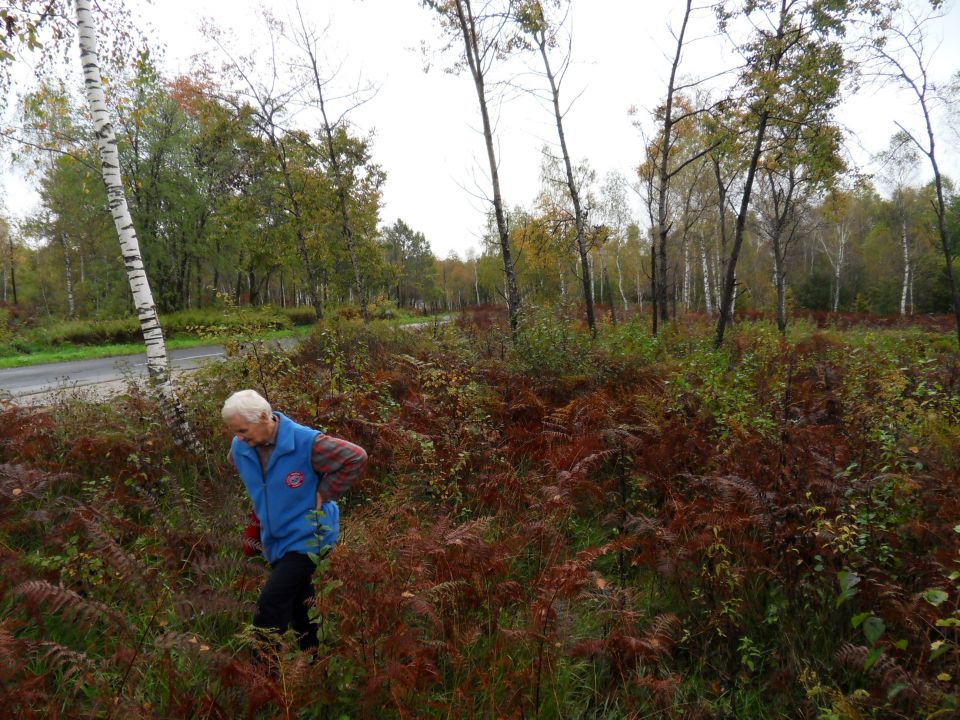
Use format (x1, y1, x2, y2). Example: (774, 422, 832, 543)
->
(231, 412, 340, 564)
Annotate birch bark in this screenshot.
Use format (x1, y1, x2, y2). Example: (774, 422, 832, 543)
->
(75, 0, 198, 449)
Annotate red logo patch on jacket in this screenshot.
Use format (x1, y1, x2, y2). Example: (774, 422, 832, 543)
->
(285, 471, 305, 489)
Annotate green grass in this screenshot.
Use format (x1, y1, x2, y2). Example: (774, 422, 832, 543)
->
(0, 327, 311, 369)
(0, 314, 448, 369)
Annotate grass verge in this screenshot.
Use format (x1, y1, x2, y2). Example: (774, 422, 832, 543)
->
(0, 327, 311, 369)
(0, 315, 448, 369)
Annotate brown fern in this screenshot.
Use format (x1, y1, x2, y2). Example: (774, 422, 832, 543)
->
(78, 510, 139, 582)
(14, 580, 133, 639)
(0, 463, 67, 501)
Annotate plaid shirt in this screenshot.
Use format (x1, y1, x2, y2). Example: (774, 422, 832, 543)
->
(252, 431, 366, 502)
(310, 433, 367, 502)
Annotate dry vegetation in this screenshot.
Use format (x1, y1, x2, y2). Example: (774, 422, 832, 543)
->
(0, 308, 958, 719)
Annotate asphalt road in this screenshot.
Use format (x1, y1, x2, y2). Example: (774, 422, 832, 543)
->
(0, 322, 440, 404)
(0, 345, 230, 401)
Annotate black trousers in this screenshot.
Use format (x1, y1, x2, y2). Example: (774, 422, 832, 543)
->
(253, 552, 318, 651)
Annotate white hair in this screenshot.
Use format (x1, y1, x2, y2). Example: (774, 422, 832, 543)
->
(222, 389, 272, 422)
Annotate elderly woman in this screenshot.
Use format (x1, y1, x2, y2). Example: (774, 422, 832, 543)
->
(222, 389, 367, 652)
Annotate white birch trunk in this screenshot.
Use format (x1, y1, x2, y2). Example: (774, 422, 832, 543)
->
(558, 258, 566, 301)
(900, 218, 910, 316)
(614, 243, 628, 310)
(832, 225, 847, 313)
(57, 232, 76, 319)
(700, 234, 713, 317)
(682, 238, 691, 312)
(474, 259, 481, 305)
(75, 0, 198, 449)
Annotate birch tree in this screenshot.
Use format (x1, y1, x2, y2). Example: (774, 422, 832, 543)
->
(422, 0, 523, 335)
(714, 0, 856, 347)
(755, 121, 843, 331)
(515, 0, 595, 334)
(75, 0, 197, 448)
(817, 189, 852, 313)
(598, 170, 633, 314)
(875, 131, 921, 316)
(870, 4, 959, 340)
(289, 2, 373, 322)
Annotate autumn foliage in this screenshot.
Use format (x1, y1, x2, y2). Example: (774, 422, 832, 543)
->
(0, 309, 958, 718)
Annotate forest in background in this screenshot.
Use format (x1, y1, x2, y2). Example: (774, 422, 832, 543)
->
(0, 0, 957, 339)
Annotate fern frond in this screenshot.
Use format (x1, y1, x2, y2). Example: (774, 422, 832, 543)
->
(0, 463, 66, 501)
(79, 512, 138, 582)
(38, 641, 98, 682)
(14, 580, 132, 638)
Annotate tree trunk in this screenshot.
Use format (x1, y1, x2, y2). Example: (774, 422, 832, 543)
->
(920, 95, 960, 344)
(315, 87, 368, 323)
(615, 244, 628, 312)
(700, 233, 713, 317)
(900, 217, 910, 316)
(832, 225, 846, 313)
(76, 0, 197, 449)
(588, 254, 595, 303)
(56, 231, 76, 319)
(773, 242, 787, 332)
(650, 241, 658, 336)
(715, 107, 770, 347)
(655, 0, 693, 327)
(711, 156, 729, 326)
(598, 243, 616, 324)
(456, 0, 521, 335)
(474, 259, 481, 305)
(536, 27, 594, 335)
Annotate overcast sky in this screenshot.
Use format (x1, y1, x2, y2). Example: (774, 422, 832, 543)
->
(3, 0, 960, 258)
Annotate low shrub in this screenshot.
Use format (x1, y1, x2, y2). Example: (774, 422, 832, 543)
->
(281, 306, 318, 326)
(24, 306, 294, 347)
(510, 304, 591, 378)
(162, 306, 291, 336)
(369, 298, 398, 320)
(335, 305, 361, 320)
(0, 307, 13, 345)
(34, 317, 141, 346)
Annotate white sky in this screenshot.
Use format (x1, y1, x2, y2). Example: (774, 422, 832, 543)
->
(3, 0, 960, 259)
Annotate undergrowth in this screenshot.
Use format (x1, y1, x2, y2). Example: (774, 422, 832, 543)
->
(0, 309, 958, 718)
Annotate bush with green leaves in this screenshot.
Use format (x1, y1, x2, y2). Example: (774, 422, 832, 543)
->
(510, 304, 591, 379)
